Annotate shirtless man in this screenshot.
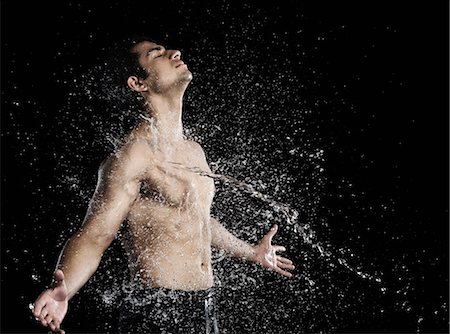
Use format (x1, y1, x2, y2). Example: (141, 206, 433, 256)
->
(31, 36, 295, 333)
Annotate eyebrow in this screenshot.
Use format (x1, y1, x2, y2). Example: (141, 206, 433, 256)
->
(147, 46, 165, 54)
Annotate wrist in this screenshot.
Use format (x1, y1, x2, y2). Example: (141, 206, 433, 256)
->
(248, 245, 259, 263)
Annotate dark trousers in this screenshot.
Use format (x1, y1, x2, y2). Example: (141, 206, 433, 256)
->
(118, 287, 220, 334)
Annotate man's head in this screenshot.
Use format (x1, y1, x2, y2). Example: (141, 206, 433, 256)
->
(126, 39, 192, 95)
(85, 35, 193, 148)
(108, 35, 192, 98)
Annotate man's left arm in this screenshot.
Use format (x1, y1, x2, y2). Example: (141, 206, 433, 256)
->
(210, 217, 295, 277)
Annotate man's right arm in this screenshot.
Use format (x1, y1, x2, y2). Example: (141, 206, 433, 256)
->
(56, 153, 141, 299)
(33, 149, 142, 332)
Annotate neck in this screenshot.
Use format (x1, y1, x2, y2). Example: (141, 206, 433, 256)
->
(138, 93, 184, 145)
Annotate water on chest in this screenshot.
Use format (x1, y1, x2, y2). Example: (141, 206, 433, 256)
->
(139, 164, 215, 208)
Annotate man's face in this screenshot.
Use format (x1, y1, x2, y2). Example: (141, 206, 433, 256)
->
(130, 41, 192, 93)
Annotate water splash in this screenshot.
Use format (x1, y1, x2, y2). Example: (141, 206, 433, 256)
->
(169, 161, 382, 285)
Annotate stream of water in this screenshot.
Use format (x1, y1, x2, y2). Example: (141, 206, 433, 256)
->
(169, 161, 383, 286)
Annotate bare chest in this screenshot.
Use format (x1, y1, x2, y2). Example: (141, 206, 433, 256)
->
(137, 148, 215, 208)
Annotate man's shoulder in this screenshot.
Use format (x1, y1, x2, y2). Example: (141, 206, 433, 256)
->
(98, 141, 152, 176)
(122, 139, 153, 159)
(185, 139, 205, 154)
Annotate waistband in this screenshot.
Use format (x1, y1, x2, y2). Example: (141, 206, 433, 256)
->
(151, 286, 215, 299)
(122, 285, 216, 306)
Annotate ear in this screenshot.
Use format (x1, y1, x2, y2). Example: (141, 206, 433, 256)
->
(127, 76, 148, 92)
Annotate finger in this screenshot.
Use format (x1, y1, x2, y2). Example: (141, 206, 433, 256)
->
(264, 224, 278, 243)
(53, 269, 65, 282)
(52, 269, 65, 288)
(39, 306, 49, 319)
(49, 320, 57, 332)
(39, 318, 48, 327)
(38, 307, 49, 325)
(52, 319, 62, 331)
(33, 298, 47, 317)
(40, 313, 49, 327)
(47, 317, 60, 332)
(44, 314, 53, 327)
(273, 245, 286, 252)
(274, 267, 293, 278)
(277, 256, 293, 264)
(277, 260, 295, 270)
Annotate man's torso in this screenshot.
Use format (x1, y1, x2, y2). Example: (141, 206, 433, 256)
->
(119, 138, 216, 290)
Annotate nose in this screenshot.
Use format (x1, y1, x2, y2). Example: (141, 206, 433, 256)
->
(170, 50, 181, 60)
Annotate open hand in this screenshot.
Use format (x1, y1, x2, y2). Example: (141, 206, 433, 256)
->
(32, 269, 68, 333)
(252, 224, 295, 277)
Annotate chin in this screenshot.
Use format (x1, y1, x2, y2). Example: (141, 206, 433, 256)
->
(182, 70, 193, 82)
(176, 71, 193, 88)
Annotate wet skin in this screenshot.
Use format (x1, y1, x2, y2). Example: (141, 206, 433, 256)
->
(32, 40, 295, 333)
(120, 135, 217, 290)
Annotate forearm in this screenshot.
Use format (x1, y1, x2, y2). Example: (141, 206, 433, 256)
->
(210, 217, 256, 261)
(55, 231, 108, 300)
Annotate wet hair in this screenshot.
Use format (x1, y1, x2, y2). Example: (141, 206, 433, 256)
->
(107, 34, 155, 87)
(76, 34, 160, 153)
(90, 33, 159, 111)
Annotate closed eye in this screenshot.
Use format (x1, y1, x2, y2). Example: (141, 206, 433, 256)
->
(147, 46, 165, 58)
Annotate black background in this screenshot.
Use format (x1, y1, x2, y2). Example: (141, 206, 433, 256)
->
(1, 1, 448, 333)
